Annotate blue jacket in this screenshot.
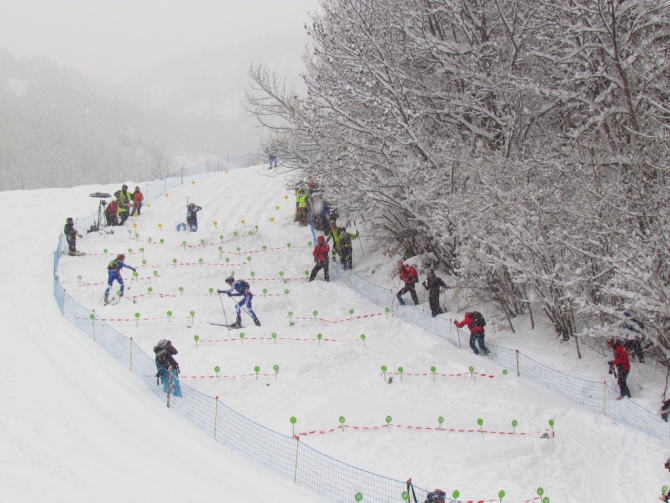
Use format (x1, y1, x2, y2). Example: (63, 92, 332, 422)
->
(187, 206, 202, 223)
(222, 281, 250, 297)
(108, 259, 135, 276)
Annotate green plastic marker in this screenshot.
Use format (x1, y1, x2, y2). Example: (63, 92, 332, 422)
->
(354, 492, 362, 502)
(271, 332, 277, 344)
(543, 498, 550, 503)
(438, 416, 444, 429)
(236, 246, 241, 255)
(77, 275, 83, 287)
(287, 243, 291, 251)
(250, 271, 256, 282)
(239, 332, 245, 344)
(254, 365, 260, 380)
(128, 248, 132, 255)
(288, 311, 293, 326)
(142, 260, 147, 266)
(284, 289, 289, 297)
(385, 306, 390, 318)
(167, 310, 172, 323)
(360, 334, 366, 346)
(198, 258, 203, 266)
(477, 418, 484, 433)
(317, 333, 322, 345)
(194, 334, 199, 346)
(182, 241, 187, 250)
(219, 235, 224, 243)
(469, 365, 474, 378)
(398, 366, 404, 380)
(273, 364, 279, 380)
(159, 238, 164, 244)
(148, 286, 153, 298)
(103, 248, 108, 258)
(209, 287, 214, 297)
(189, 310, 195, 323)
(452, 490, 460, 500)
(381, 365, 387, 379)
(502, 369, 508, 375)
(339, 416, 346, 432)
(262, 245, 267, 252)
(349, 308, 354, 321)
(313, 310, 318, 321)
(385, 415, 392, 427)
(290, 416, 297, 436)
(214, 366, 220, 377)
(134, 312, 140, 326)
(512, 419, 518, 434)
(172, 258, 177, 268)
(537, 488, 544, 497)
(431, 366, 437, 381)
(401, 491, 408, 501)
(263, 288, 267, 297)
(498, 490, 505, 502)
(179, 286, 184, 295)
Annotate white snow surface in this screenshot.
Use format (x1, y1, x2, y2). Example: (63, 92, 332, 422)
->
(2, 166, 668, 502)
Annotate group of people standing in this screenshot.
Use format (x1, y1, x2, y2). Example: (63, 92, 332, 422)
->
(104, 185, 144, 226)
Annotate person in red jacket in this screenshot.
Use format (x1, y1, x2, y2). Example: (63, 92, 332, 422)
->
(607, 337, 631, 399)
(396, 260, 419, 305)
(105, 199, 119, 226)
(455, 312, 491, 356)
(309, 236, 330, 282)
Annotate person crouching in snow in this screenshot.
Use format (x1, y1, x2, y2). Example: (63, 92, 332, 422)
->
(104, 253, 136, 304)
(455, 311, 490, 356)
(607, 337, 631, 400)
(309, 235, 330, 282)
(217, 276, 261, 328)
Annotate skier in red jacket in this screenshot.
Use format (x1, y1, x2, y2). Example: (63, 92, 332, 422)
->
(396, 260, 419, 305)
(607, 338, 631, 399)
(455, 312, 491, 356)
(309, 236, 330, 282)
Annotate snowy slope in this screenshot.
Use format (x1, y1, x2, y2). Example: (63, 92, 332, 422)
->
(5, 166, 669, 502)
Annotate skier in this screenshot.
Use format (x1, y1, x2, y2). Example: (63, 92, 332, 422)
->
(63, 217, 82, 256)
(217, 276, 261, 328)
(116, 185, 132, 225)
(607, 337, 631, 400)
(105, 199, 119, 226)
(186, 203, 202, 232)
(455, 312, 491, 356)
(104, 253, 136, 305)
(396, 260, 419, 306)
(422, 271, 447, 317)
(153, 339, 181, 397)
(309, 235, 330, 282)
(131, 186, 144, 216)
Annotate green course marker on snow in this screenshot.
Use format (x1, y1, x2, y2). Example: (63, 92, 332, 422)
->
(262, 245, 267, 252)
(250, 272, 256, 282)
(103, 248, 108, 258)
(189, 310, 195, 324)
(349, 308, 354, 321)
(248, 230, 252, 235)
(317, 333, 322, 345)
(502, 369, 508, 375)
(159, 238, 164, 244)
(271, 332, 277, 344)
(381, 365, 387, 379)
(254, 365, 260, 380)
(134, 313, 140, 326)
(452, 490, 460, 500)
(477, 418, 484, 433)
(498, 490, 505, 501)
(239, 332, 245, 344)
(194, 334, 199, 347)
(133, 271, 138, 278)
(273, 364, 279, 380)
(512, 419, 518, 434)
(308, 241, 312, 247)
(469, 365, 474, 378)
(214, 366, 220, 377)
(313, 310, 318, 321)
(209, 287, 214, 297)
(234, 231, 238, 238)
(182, 241, 187, 250)
(167, 310, 172, 323)
(219, 235, 224, 243)
(179, 286, 184, 296)
(172, 258, 177, 268)
(537, 488, 544, 497)
(147, 286, 153, 298)
(438, 416, 444, 429)
(139, 247, 145, 258)
(304, 270, 309, 278)
(153, 270, 158, 282)
(128, 229, 132, 237)
(385, 307, 390, 318)
(225, 257, 230, 264)
(290, 416, 297, 436)
(135, 233, 139, 241)
(255, 225, 258, 230)
(200, 239, 205, 246)
(198, 258, 203, 266)
(218, 246, 223, 259)
(360, 334, 366, 346)
(284, 289, 289, 297)
(142, 260, 147, 266)
(128, 248, 132, 255)
(287, 243, 292, 251)
(398, 366, 404, 380)
(354, 492, 362, 502)
(385, 415, 392, 426)
(339, 416, 346, 432)
(401, 491, 409, 501)
(288, 311, 293, 325)
(263, 288, 267, 297)
(116, 290, 122, 300)
(236, 246, 241, 255)
(543, 498, 550, 503)
(77, 275, 83, 287)
(148, 237, 152, 243)
(431, 366, 437, 381)
(279, 271, 284, 281)
(664, 486, 669, 495)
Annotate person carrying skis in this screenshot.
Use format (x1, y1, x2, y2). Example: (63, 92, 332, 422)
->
(153, 339, 181, 397)
(455, 312, 491, 356)
(396, 260, 419, 306)
(104, 253, 136, 305)
(309, 235, 330, 282)
(131, 186, 144, 216)
(186, 203, 202, 232)
(105, 199, 119, 226)
(607, 337, 631, 400)
(63, 217, 82, 256)
(217, 276, 261, 328)
(422, 271, 446, 317)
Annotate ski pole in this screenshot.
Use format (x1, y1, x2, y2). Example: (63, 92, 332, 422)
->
(227, 295, 254, 321)
(218, 293, 230, 326)
(354, 221, 365, 257)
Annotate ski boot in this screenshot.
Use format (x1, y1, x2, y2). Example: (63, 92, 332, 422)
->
(254, 318, 261, 327)
(230, 316, 242, 329)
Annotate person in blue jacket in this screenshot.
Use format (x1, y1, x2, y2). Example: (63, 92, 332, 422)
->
(186, 203, 202, 232)
(217, 276, 261, 328)
(104, 253, 136, 304)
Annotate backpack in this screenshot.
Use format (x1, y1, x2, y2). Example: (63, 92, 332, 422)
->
(153, 339, 168, 354)
(238, 280, 250, 293)
(470, 311, 486, 328)
(424, 490, 446, 503)
(107, 258, 120, 271)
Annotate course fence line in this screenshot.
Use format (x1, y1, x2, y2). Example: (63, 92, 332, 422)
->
(328, 266, 670, 441)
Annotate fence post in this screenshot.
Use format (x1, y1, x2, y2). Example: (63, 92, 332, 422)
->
(213, 396, 219, 439)
(62, 289, 66, 316)
(516, 350, 520, 377)
(603, 381, 607, 416)
(129, 337, 133, 372)
(293, 436, 300, 483)
(91, 310, 96, 342)
(181, 167, 184, 184)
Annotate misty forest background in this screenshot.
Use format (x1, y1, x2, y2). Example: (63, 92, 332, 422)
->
(0, 35, 305, 191)
(246, 0, 670, 358)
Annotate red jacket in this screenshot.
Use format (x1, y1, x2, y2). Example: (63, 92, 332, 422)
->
(106, 200, 118, 215)
(455, 312, 484, 334)
(400, 265, 417, 284)
(313, 243, 330, 262)
(612, 345, 630, 371)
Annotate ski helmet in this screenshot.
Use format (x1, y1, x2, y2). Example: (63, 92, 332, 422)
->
(317, 235, 325, 243)
(66, 217, 73, 224)
(117, 254, 125, 260)
(225, 276, 234, 285)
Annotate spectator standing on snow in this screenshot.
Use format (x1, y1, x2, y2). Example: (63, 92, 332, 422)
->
(422, 271, 446, 317)
(455, 311, 490, 356)
(153, 339, 181, 397)
(396, 260, 419, 306)
(297, 189, 309, 226)
(131, 186, 144, 216)
(116, 185, 132, 225)
(337, 227, 358, 270)
(327, 221, 342, 262)
(186, 203, 202, 232)
(105, 199, 119, 226)
(607, 337, 631, 400)
(309, 235, 330, 282)
(104, 253, 136, 305)
(63, 217, 82, 256)
(217, 276, 261, 328)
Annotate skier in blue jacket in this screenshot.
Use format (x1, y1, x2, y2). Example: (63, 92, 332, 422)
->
(217, 276, 261, 328)
(104, 253, 136, 304)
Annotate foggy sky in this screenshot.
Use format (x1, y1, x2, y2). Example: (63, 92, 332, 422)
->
(0, 0, 318, 82)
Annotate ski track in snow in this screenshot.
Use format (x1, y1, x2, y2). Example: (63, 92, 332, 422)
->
(3, 166, 668, 502)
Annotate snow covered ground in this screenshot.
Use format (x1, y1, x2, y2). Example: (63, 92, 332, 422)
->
(3, 165, 669, 502)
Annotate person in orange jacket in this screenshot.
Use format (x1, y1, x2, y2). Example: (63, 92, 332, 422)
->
(607, 337, 631, 399)
(455, 312, 490, 356)
(309, 235, 330, 282)
(131, 186, 144, 216)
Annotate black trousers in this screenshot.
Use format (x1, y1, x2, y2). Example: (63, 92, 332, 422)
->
(309, 261, 329, 282)
(616, 365, 631, 398)
(428, 291, 442, 316)
(67, 237, 76, 255)
(397, 282, 418, 305)
(469, 332, 490, 356)
(340, 248, 352, 270)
